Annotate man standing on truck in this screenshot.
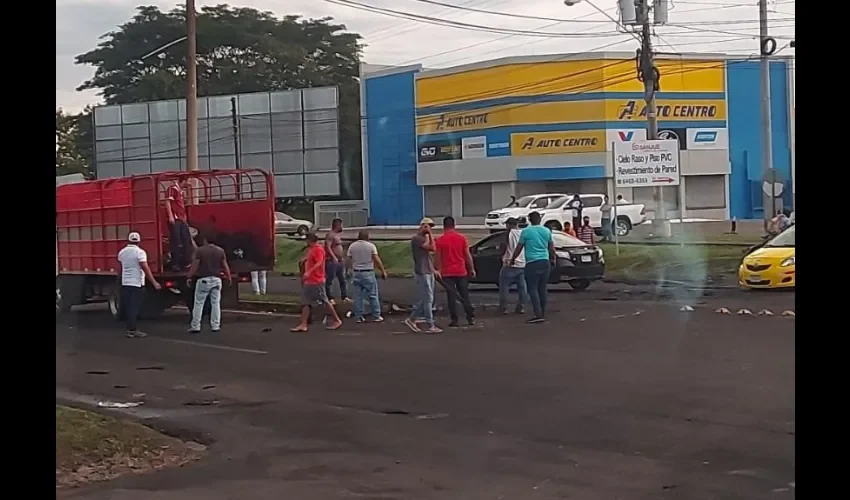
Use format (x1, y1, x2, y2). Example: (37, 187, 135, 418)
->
(567, 194, 584, 231)
(291, 233, 343, 332)
(165, 178, 194, 271)
(324, 218, 349, 305)
(186, 234, 232, 334)
(117, 232, 161, 338)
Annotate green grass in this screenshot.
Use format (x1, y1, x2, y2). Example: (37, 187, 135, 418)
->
(275, 239, 748, 280)
(56, 405, 201, 488)
(276, 239, 414, 276)
(599, 243, 746, 279)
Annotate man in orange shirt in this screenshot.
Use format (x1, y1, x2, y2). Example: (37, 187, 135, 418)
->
(291, 233, 342, 332)
(434, 216, 476, 327)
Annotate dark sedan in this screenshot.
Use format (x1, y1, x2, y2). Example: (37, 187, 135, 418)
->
(469, 230, 605, 290)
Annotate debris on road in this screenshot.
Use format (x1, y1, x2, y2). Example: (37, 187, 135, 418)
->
(184, 399, 220, 406)
(757, 309, 774, 316)
(680, 305, 694, 312)
(715, 307, 731, 314)
(97, 401, 144, 409)
(782, 310, 795, 317)
(136, 365, 165, 371)
(416, 413, 450, 420)
(202, 385, 216, 390)
(736, 309, 753, 316)
(86, 370, 110, 375)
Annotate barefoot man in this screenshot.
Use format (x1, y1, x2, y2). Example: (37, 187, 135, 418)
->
(291, 233, 343, 332)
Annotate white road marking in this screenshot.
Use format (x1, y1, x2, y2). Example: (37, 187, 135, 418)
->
(153, 337, 268, 355)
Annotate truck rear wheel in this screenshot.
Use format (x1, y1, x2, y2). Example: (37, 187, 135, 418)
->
(107, 286, 121, 321)
(616, 216, 632, 236)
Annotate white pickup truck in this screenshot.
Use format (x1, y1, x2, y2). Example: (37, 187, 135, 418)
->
(484, 193, 647, 236)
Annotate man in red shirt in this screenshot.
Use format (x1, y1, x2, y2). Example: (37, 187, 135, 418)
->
(165, 178, 194, 270)
(291, 233, 342, 332)
(434, 216, 476, 327)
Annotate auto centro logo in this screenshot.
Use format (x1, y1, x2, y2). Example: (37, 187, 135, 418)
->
(435, 112, 489, 131)
(616, 100, 718, 120)
(694, 130, 718, 143)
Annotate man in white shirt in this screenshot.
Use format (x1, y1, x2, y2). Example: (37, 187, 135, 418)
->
(497, 218, 529, 315)
(345, 230, 388, 323)
(117, 232, 161, 338)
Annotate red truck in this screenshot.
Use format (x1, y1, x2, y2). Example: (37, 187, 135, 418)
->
(56, 169, 275, 319)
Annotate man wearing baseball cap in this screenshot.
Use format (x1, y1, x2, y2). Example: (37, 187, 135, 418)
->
(117, 232, 161, 337)
(404, 217, 442, 333)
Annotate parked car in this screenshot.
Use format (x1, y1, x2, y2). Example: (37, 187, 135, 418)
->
(274, 212, 313, 236)
(484, 194, 567, 232)
(738, 224, 795, 290)
(469, 230, 605, 291)
(484, 193, 646, 236)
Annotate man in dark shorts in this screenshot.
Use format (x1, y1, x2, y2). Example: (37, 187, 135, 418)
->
(165, 178, 194, 270)
(186, 234, 232, 334)
(291, 233, 343, 332)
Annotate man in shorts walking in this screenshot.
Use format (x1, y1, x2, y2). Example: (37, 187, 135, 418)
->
(291, 233, 343, 332)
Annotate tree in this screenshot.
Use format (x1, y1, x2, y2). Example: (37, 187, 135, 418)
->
(74, 4, 364, 198)
(56, 108, 94, 178)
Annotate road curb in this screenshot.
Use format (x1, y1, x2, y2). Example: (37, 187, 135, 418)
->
(56, 388, 217, 446)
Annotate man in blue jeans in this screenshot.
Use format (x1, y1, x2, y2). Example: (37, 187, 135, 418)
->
(404, 218, 442, 334)
(324, 218, 349, 304)
(346, 230, 387, 323)
(497, 217, 528, 315)
(510, 211, 555, 324)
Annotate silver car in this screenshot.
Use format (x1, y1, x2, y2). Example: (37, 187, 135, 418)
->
(274, 212, 313, 236)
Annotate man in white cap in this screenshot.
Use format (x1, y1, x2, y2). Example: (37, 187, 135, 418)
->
(404, 217, 442, 334)
(117, 232, 161, 337)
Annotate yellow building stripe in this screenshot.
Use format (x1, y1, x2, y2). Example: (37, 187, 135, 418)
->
(416, 59, 725, 108)
(415, 99, 727, 135)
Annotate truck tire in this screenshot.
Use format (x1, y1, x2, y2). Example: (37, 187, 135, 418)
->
(616, 216, 632, 237)
(139, 291, 172, 320)
(544, 220, 563, 231)
(569, 279, 591, 291)
(107, 286, 121, 321)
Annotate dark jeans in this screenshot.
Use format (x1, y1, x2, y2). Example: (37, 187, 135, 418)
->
(442, 276, 475, 323)
(524, 260, 551, 319)
(324, 261, 347, 300)
(169, 219, 193, 270)
(601, 217, 612, 240)
(120, 285, 144, 332)
(572, 216, 582, 231)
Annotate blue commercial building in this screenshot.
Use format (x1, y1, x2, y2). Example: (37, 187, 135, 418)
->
(359, 54, 795, 225)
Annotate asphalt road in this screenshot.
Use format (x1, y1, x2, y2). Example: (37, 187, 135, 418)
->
(57, 287, 795, 499)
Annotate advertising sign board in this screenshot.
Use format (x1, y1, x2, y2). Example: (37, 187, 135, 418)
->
(613, 139, 681, 187)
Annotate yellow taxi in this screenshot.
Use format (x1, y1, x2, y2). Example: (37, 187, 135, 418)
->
(738, 225, 795, 289)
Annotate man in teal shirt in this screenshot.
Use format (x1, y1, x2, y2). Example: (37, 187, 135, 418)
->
(510, 211, 555, 323)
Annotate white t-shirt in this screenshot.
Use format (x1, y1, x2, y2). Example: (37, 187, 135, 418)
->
(118, 245, 148, 287)
(503, 229, 526, 268)
(347, 240, 378, 271)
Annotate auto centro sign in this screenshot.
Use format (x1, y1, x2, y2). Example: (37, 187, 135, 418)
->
(613, 139, 681, 187)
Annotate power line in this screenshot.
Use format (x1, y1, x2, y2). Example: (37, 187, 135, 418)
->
(324, 0, 626, 38)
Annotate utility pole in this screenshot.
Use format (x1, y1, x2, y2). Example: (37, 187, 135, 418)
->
(758, 0, 774, 227)
(185, 0, 199, 172)
(230, 97, 241, 169)
(636, 0, 667, 235)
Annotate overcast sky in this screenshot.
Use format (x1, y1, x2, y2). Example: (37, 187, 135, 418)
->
(56, 0, 795, 113)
